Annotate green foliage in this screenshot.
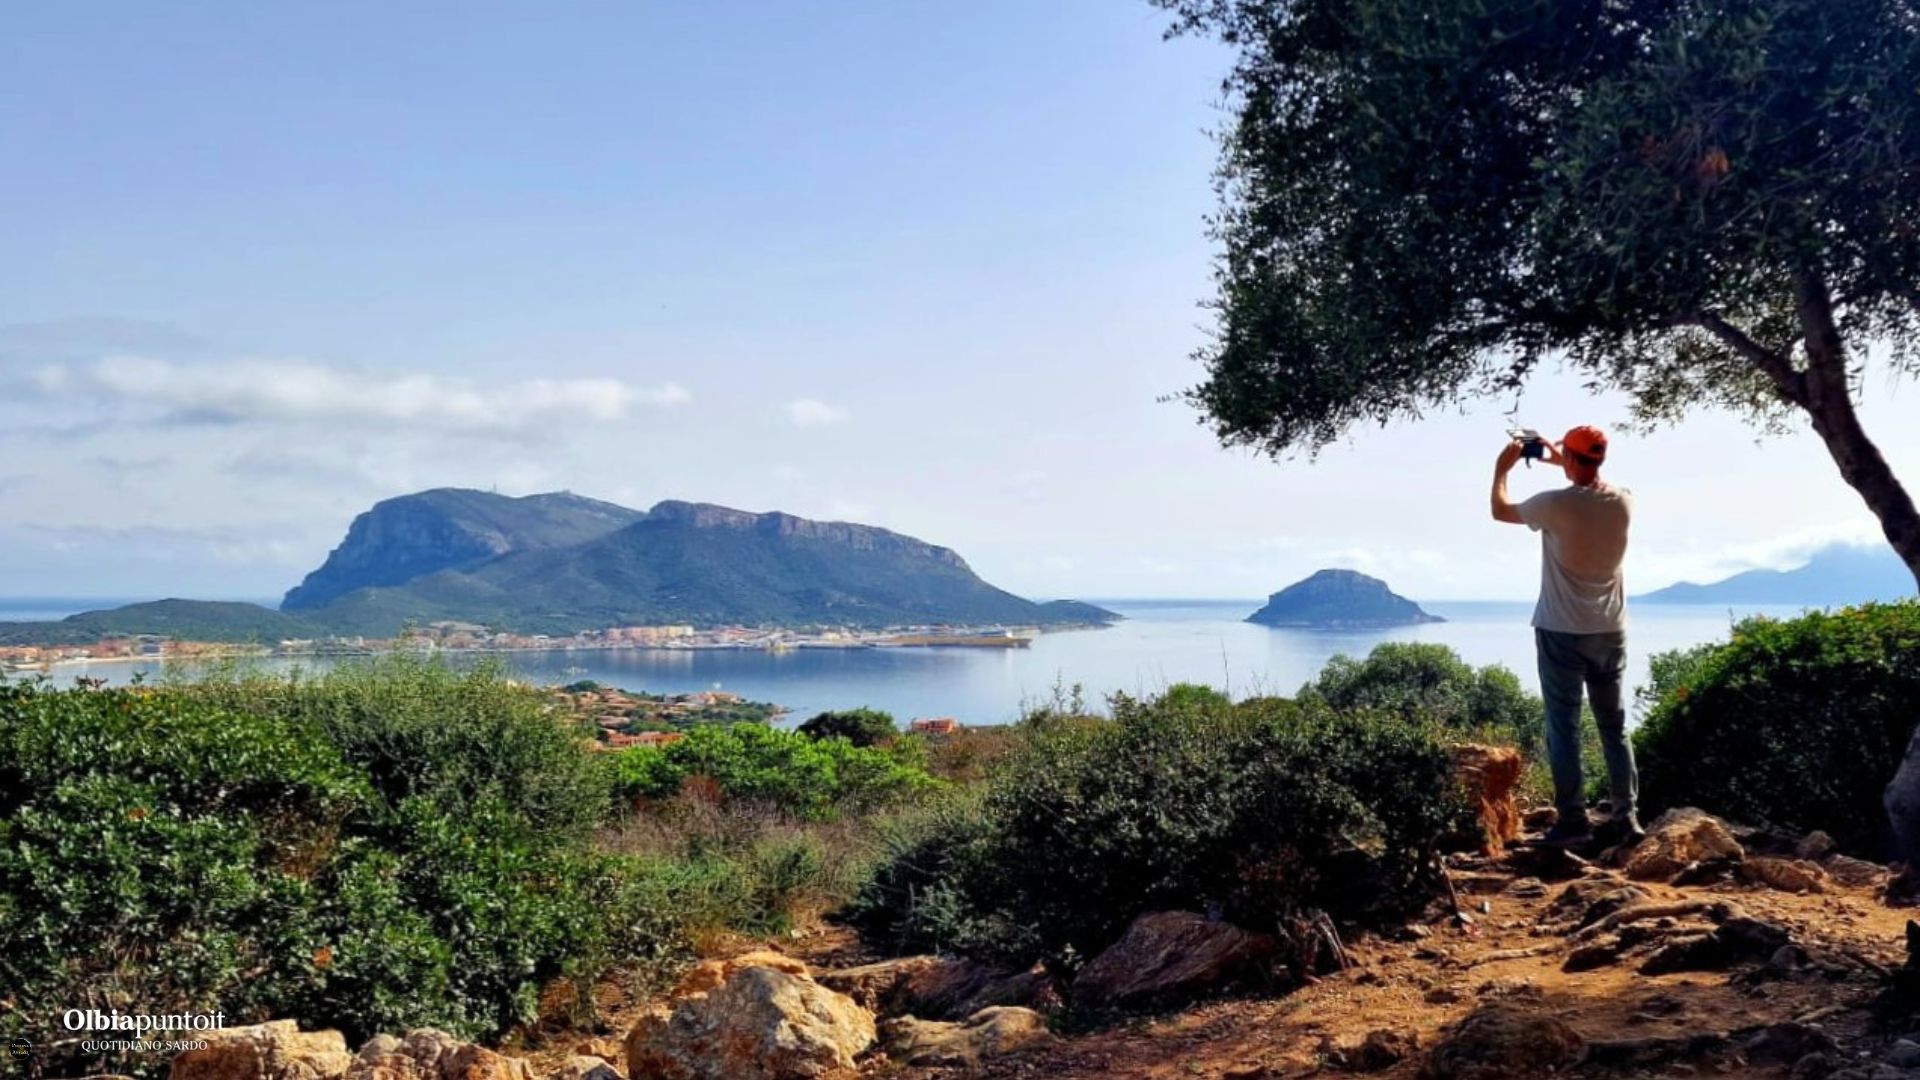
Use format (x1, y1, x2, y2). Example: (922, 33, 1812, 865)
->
(1301, 643, 1541, 752)
(613, 722, 935, 817)
(798, 707, 899, 747)
(852, 688, 1461, 971)
(0, 683, 369, 1073)
(1634, 602, 1920, 853)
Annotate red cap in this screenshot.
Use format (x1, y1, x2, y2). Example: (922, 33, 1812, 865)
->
(1562, 425, 1608, 463)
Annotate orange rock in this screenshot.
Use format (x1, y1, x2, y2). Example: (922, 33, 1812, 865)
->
(670, 950, 810, 998)
(1449, 745, 1524, 854)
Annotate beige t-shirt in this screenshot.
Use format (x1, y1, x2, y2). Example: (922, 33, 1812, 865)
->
(1517, 483, 1633, 634)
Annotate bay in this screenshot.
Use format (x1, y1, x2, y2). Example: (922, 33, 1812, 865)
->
(17, 599, 1798, 727)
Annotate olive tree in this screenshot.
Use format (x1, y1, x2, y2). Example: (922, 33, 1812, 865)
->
(1157, 0, 1920, 587)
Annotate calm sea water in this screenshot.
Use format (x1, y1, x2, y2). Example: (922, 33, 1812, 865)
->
(13, 599, 1799, 727)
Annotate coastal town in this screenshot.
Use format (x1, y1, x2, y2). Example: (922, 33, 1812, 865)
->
(0, 619, 1042, 677)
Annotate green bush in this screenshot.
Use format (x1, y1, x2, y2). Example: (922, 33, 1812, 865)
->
(797, 707, 899, 747)
(0, 682, 368, 1074)
(1634, 602, 1920, 854)
(1301, 642, 1542, 752)
(853, 689, 1461, 971)
(613, 722, 935, 816)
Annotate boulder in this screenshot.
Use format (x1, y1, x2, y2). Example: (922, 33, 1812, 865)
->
(878, 1007, 1054, 1068)
(672, 950, 810, 998)
(1740, 855, 1829, 893)
(1448, 745, 1524, 854)
(1418, 1006, 1583, 1080)
(171, 1021, 353, 1080)
(1072, 911, 1275, 1011)
(348, 1031, 531, 1080)
(553, 1058, 623, 1080)
(1826, 854, 1890, 888)
(817, 956, 1054, 1020)
(1351, 1029, 1418, 1072)
(625, 966, 875, 1080)
(1624, 808, 1744, 882)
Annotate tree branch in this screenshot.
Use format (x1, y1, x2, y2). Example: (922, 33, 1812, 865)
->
(1665, 312, 1807, 405)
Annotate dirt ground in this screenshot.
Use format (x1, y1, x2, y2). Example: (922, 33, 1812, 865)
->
(532, 821, 1920, 1080)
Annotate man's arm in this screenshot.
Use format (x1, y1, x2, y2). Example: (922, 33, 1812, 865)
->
(1491, 441, 1526, 524)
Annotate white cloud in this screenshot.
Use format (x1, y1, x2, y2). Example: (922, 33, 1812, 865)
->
(787, 398, 850, 427)
(32, 356, 689, 431)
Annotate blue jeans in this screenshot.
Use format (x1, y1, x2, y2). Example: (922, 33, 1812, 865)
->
(1536, 628, 1638, 821)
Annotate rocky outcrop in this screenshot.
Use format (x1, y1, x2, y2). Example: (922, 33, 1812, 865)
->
(816, 956, 1054, 1020)
(1624, 807, 1744, 881)
(672, 950, 811, 997)
(1448, 745, 1523, 854)
(1419, 1006, 1584, 1080)
(170, 1022, 353, 1080)
(1246, 569, 1444, 629)
(624, 966, 875, 1080)
(1073, 911, 1275, 1011)
(878, 1007, 1054, 1068)
(347, 1030, 531, 1080)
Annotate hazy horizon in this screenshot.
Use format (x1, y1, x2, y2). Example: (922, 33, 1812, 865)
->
(5, 1, 1912, 604)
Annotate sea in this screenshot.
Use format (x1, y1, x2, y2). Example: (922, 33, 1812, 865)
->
(3, 598, 1800, 728)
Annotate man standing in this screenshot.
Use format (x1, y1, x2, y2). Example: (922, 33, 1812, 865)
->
(1492, 426, 1642, 846)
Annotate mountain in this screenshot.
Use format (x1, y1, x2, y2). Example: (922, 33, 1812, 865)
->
(0, 600, 319, 646)
(1246, 569, 1444, 629)
(1636, 543, 1915, 606)
(306, 499, 1119, 634)
(282, 489, 645, 610)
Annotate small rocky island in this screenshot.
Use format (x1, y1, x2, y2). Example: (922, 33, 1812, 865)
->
(1246, 569, 1444, 629)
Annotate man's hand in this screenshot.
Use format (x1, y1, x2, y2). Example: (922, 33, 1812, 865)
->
(1496, 440, 1525, 473)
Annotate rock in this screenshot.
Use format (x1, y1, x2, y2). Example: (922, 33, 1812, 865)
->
(878, 1007, 1053, 1068)
(1792, 1052, 1840, 1079)
(1889, 1040, 1920, 1068)
(1625, 808, 1744, 882)
(1072, 911, 1275, 1011)
(1502, 877, 1548, 899)
(1827, 854, 1891, 888)
(1797, 831, 1838, 860)
(1581, 1033, 1729, 1069)
(672, 950, 810, 998)
(816, 956, 1053, 1020)
(348, 1030, 532, 1080)
(1741, 856, 1829, 893)
(1351, 1029, 1417, 1072)
(1418, 1006, 1583, 1080)
(1741, 1022, 1839, 1067)
(1449, 745, 1524, 854)
(1563, 941, 1625, 972)
(625, 966, 875, 1080)
(1424, 987, 1465, 1005)
(1640, 917, 1794, 975)
(554, 1058, 623, 1080)
(171, 1022, 354, 1080)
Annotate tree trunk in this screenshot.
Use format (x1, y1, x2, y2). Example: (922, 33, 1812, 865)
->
(1793, 273, 1920, 592)
(1792, 274, 1920, 866)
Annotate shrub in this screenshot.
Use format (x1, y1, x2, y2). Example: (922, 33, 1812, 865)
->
(1301, 642, 1542, 752)
(612, 722, 935, 816)
(0, 682, 369, 1076)
(798, 707, 899, 747)
(1634, 602, 1920, 855)
(853, 688, 1462, 971)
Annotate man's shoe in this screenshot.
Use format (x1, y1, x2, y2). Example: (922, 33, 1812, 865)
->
(1541, 816, 1593, 847)
(1595, 811, 1646, 846)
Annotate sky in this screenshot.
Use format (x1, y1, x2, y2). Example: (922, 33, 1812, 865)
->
(0, 0, 1910, 604)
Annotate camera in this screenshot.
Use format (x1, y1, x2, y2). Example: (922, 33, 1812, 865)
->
(1507, 427, 1547, 463)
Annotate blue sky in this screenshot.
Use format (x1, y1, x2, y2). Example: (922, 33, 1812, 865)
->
(0, 1, 1909, 603)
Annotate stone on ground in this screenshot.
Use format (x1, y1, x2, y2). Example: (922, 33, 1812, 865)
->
(171, 1021, 353, 1080)
(553, 1057, 623, 1080)
(672, 949, 810, 998)
(1418, 1006, 1583, 1080)
(816, 955, 1053, 1020)
(1624, 807, 1744, 882)
(348, 1030, 531, 1080)
(625, 965, 875, 1080)
(878, 1007, 1054, 1068)
(1072, 911, 1276, 1011)
(1740, 855, 1829, 893)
